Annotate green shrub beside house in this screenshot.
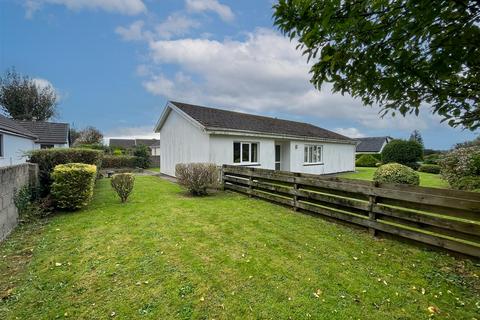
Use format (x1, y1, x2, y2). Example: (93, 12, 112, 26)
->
(355, 154, 378, 167)
(51, 163, 97, 210)
(373, 163, 420, 186)
(381, 139, 423, 169)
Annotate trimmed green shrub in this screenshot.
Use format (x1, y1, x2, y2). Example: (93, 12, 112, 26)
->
(355, 154, 378, 167)
(133, 145, 151, 169)
(373, 163, 420, 186)
(102, 155, 138, 168)
(355, 153, 381, 161)
(111, 173, 135, 203)
(28, 148, 103, 195)
(455, 176, 480, 191)
(381, 139, 423, 168)
(176, 163, 219, 196)
(51, 163, 97, 210)
(439, 146, 480, 189)
(423, 153, 442, 165)
(418, 164, 441, 174)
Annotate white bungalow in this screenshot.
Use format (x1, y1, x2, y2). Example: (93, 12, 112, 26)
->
(154, 101, 356, 177)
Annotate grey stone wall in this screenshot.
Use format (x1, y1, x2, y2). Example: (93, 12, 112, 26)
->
(0, 163, 38, 241)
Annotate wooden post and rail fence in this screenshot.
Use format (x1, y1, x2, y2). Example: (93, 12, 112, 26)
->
(221, 165, 480, 258)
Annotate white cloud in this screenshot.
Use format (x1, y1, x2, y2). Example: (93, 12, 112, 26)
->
(116, 14, 200, 42)
(186, 0, 234, 22)
(32, 77, 67, 102)
(25, 0, 146, 18)
(334, 128, 365, 138)
(105, 125, 159, 140)
(115, 20, 148, 41)
(155, 13, 201, 39)
(141, 28, 431, 131)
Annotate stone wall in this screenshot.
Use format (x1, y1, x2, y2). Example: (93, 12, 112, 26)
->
(0, 163, 38, 241)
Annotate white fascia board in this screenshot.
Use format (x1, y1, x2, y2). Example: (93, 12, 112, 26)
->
(206, 128, 356, 145)
(154, 101, 207, 133)
(0, 129, 37, 141)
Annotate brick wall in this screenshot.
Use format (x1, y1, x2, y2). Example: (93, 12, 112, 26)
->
(0, 163, 38, 241)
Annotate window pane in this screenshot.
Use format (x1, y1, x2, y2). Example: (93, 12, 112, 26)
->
(233, 142, 240, 163)
(251, 143, 258, 162)
(308, 146, 313, 163)
(312, 146, 317, 163)
(318, 146, 322, 162)
(304, 146, 308, 162)
(242, 143, 250, 162)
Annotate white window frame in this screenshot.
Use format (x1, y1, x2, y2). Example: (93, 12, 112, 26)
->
(303, 144, 323, 165)
(233, 141, 259, 165)
(0, 134, 3, 157)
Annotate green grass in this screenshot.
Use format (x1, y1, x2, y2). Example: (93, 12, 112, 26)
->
(147, 167, 160, 172)
(338, 167, 449, 188)
(1, 177, 478, 319)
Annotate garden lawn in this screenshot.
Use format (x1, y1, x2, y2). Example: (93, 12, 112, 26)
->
(338, 167, 449, 188)
(1, 177, 478, 319)
(147, 167, 160, 172)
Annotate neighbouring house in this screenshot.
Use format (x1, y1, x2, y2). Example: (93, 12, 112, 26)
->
(16, 121, 70, 149)
(0, 115, 37, 166)
(109, 138, 160, 156)
(355, 136, 393, 155)
(154, 101, 356, 177)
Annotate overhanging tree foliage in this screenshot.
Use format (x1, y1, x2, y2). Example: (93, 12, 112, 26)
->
(273, 0, 480, 130)
(0, 68, 58, 121)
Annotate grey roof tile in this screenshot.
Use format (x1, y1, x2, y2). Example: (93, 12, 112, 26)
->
(16, 121, 69, 144)
(355, 136, 391, 153)
(0, 115, 37, 139)
(171, 101, 353, 142)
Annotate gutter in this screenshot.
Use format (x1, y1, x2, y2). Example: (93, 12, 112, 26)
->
(205, 127, 357, 145)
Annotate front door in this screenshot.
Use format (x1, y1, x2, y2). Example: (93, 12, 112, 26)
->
(275, 145, 281, 170)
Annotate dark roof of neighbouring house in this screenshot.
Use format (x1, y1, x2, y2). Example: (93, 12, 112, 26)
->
(170, 101, 354, 142)
(355, 136, 392, 153)
(109, 138, 159, 148)
(0, 115, 37, 140)
(136, 139, 160, 147)
(16, 121, 69, 144)
(109, 139, 136, 148)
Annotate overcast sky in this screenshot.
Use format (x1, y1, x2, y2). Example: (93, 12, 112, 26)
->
(1, 0, 477, 149)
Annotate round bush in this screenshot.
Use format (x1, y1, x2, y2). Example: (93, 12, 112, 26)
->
(355, 154, 378, 167)
(51, 163, 97, 210)
(418, 164, 441, 174)
(455, 176, 480, 191)
(111, 173, 135, 202)
(373, 163, 420, 186)
(439, 146, 480, 188)
(381, 140, 423, 167)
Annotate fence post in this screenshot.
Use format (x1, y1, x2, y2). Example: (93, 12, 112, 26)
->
(368, 182, 378, 236)
(248, 167, 254, 197)
(221, 165, 225, 191)
(293, 173, 300, 211)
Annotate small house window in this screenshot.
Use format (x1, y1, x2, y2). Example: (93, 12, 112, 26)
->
(304, 144, 323, 164)
(233, 142, 258, 164)
(0, 134, 3, 157)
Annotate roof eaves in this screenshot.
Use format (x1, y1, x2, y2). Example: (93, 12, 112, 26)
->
(205, 127, 357, 144)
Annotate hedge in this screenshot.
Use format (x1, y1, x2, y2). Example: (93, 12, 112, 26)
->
(440, 146, 480, 189)
(51, 163, 97, 210)
(381, 139, 423, 167)
(355, 154, 378, 167)
(418, 164, 441, 174)
(102, 155, 139, 168)
(28, 148, 103, 195)
(373, 163, 420, 186)
(355, 153, 381, 161)
(176, 163, 219, 196)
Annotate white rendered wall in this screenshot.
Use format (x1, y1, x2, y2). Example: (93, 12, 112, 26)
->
(289, 141, 355, 174)
(160, 111, 210, 176)
(0, 133, 35, 167)
(209, 135, 276, 170)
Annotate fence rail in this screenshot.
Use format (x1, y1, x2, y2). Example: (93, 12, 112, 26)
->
(221, 165, 480, 258)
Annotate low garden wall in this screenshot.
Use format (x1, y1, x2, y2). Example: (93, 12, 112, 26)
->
(0, 163, 38, 241)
